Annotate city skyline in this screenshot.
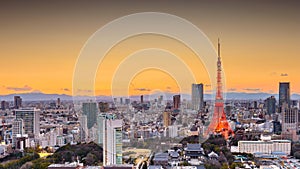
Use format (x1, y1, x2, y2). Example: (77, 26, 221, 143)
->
(2, 1, 300, 168)
(1, 1, 299, 96)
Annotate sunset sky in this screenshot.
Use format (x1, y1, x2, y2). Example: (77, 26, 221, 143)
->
(1, 0, 299, 96)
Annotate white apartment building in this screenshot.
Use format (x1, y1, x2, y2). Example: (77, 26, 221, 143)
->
(238, 135, 291, 155)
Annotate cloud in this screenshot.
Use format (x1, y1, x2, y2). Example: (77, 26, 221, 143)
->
(61, 88, 70, 91)
(134, 88, 151, 92)
(243, 88, 261, 92)
(228, 88, 237, 92)
(280, 73, 288, 77)
(31, 90, 42, 93)
(77, 89, 93, 93)
(6, 85, 32, 91)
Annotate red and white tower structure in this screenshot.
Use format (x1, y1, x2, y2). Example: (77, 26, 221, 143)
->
(206, 39, 234, 140)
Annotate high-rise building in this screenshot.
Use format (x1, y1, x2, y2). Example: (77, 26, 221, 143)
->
(99, 102, 109, 113)
(57, 98, 61, 108)
(265, 96, 276, 115)
(158, 95, 163, 105)
(163, 111, 171, 127)
(173, 95, 180, 109)
(282, 107, 298, 141)
(82, 102, 98, 129)
(97, 113, 116, 145)
(103, 119, 123, 166)
(1, 101, 8, 110)
(12, 118, 24, 147)
(14, 108, 40, 138)
(14, 96, 22, 109)
(120, 98, 123, 105)
(191, 83, 204, 111)
(97, 114, 112, 144)
(273, 121, 282, 135)
(253, 101, 258, 109)
(282, 107, 298, 131)
(97, 114, 106, 145)
(279, 82, 290, 109)
(125, 98, 130, 105)
(79, 115, 88, 142)
(49, 129, 57, 147)
(140, 95, 144, 103)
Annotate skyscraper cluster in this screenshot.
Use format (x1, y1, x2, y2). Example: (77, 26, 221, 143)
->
(80, 102, 123, 166)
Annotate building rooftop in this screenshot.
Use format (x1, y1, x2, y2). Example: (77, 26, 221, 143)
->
(239, 139, 291, 143)
(148, 165, 163, 169)
(153, 153, 169, 161)
(186, 144, 202, 151)
(102, 164, 134, 169)
(169, 151, 179, 158)
(47, 162, 83, 168)
(208, 151, 218, 158)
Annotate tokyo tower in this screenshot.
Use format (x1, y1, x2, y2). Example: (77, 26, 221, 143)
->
(206, 39, 234, 140)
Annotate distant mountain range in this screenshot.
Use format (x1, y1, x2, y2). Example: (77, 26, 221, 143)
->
(1, 92, 300, 101)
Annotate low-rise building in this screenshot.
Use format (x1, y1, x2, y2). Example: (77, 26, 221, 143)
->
(184, 144, 204, 160)
(238, 135, 291, 155)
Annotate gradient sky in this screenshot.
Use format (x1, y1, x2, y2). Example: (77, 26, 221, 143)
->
(1, 0, 299, 96)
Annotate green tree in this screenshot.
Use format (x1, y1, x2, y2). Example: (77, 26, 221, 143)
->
(85, 153, 97, 166)
(294, 151, 300, 159)
(221, 163, 229, 169)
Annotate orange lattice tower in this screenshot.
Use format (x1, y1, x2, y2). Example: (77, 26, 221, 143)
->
(206, 39, 234, 140)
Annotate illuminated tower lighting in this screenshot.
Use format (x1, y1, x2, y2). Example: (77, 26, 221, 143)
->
(206, 39, 234, 140)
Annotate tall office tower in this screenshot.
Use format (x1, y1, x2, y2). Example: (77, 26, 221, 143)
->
(282, 107, 298, 141)
(279, 82, 290, 109)
(206, 39, 233, 140)
(265, 96, 276, 115)
(191, 83, 204, 111)
(163, 111, 171, 127)
(97, 113, 116, 145)
(173, 95, 180, 109)
(103, 119, 123, 166)
(120, 98, 123, 105)
(12, 118, 24, 147)
(15, 108, 40, 138)
(14, 96, 22, 109)
(79, 115, 88, 142)
(82, 102, 98, 129)
(140, 95, 144, 103)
